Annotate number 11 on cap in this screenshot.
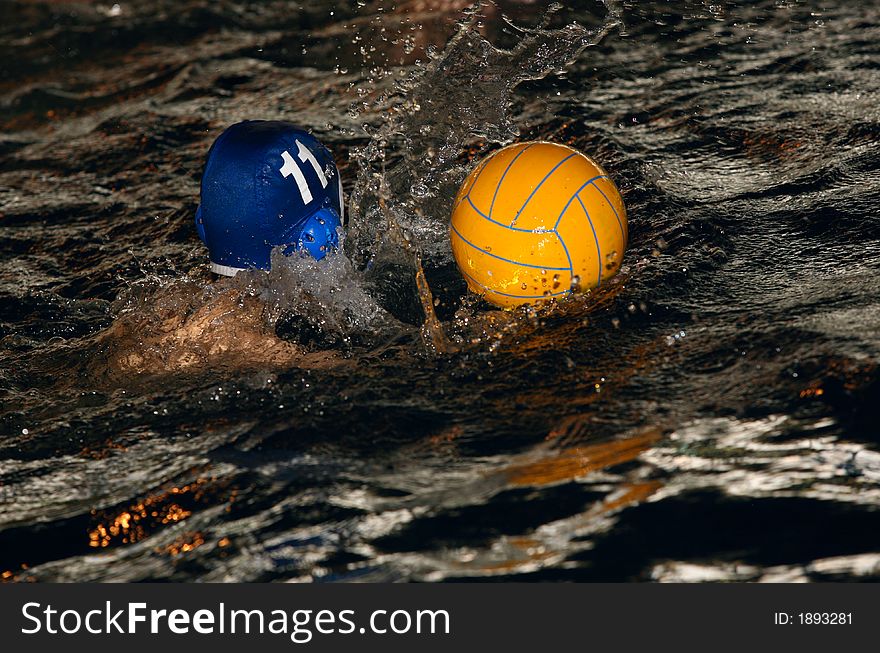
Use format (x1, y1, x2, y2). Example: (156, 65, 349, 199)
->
(280, 140, 329, 205)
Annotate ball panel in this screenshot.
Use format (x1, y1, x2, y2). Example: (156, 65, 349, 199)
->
(457, 143, 531, 212)
(457, 267, 572, 309)
(578, 183, 627, 278)
(454, 157, 490, 209)
(453, 250, 573, 304)
(590, 175, 628, 243)
(450, 202, 570, 273)
(554, 198, 603, 290)
(450, 213, 573, 308)
(468, 143, 576, 227)
(450, 231, 572, 295)
(484, 145, 610, 234)
(492, 153, 587, 232)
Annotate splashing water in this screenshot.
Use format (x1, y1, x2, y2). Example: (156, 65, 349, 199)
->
(320, 0, 624, 349)
(245, 243, 393, 348)
(347, 1, 623, 265)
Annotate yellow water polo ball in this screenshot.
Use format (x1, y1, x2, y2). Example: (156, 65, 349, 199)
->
(449, 141, 628, 309)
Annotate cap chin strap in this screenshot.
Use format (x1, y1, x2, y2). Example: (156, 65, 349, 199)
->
(210, 262, 247, 277)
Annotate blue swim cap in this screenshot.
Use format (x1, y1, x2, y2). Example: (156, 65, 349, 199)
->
(195, 120, 344, 276)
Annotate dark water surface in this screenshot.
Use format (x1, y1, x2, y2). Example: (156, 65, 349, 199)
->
(1, 0, 879, 582)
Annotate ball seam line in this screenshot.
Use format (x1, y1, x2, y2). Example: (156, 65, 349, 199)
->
(464, 195, 540, 233)
(556, 229, 574, 277)
(451, 221, 569, 271)
(489, 143, 534, 220)
(575, 193, 603, 286)
(458, 267, 570, 300)
(552, 175, 608, 229)
(510, 152, 578, 227)
(454, 157, 492, 212)
(464, 156, 492, 199)
(590, 180, 627, 242)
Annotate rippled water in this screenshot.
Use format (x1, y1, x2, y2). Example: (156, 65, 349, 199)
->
(2, 0, 879, 582)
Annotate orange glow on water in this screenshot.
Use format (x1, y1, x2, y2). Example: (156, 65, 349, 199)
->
(164, 532, 206, 556)
(505, 429, 661, 488)
(87, 477, 225, 549)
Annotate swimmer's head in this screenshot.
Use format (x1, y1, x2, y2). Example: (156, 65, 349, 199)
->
(195, 120, 344, 276)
